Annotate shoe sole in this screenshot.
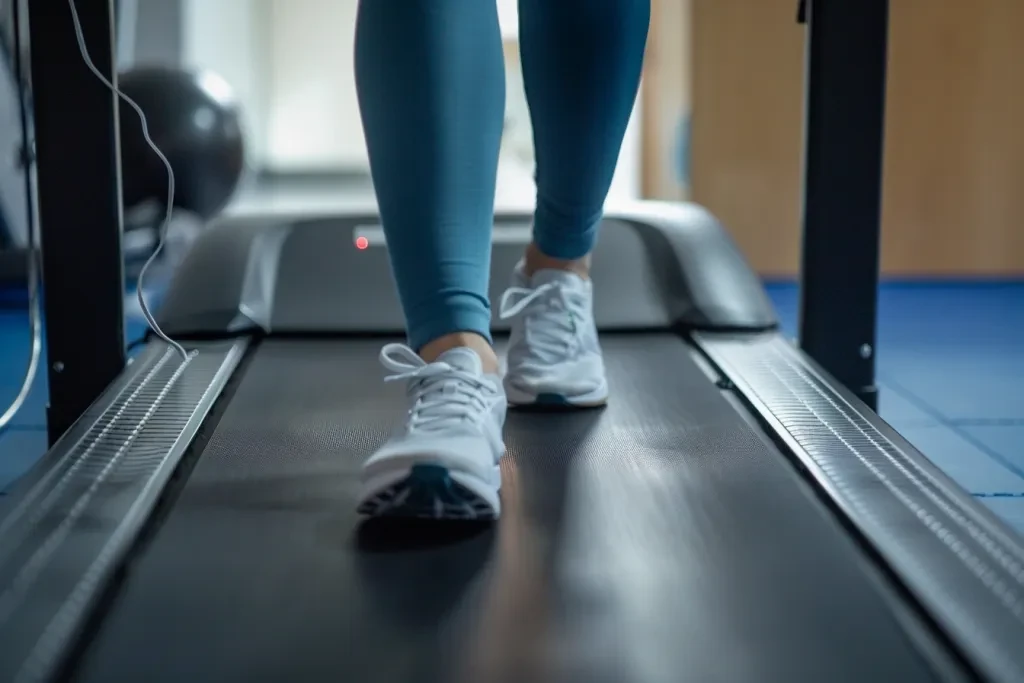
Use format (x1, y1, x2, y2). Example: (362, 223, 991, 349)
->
(508, 393, 608, 411)
(357, 463, 501, 520)
(506, 388, 610, 410)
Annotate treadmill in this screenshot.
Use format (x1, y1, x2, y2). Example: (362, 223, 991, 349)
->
(4, 1, 1024, 682)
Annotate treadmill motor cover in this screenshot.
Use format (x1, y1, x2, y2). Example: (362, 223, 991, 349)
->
(155, 201, 779, 337)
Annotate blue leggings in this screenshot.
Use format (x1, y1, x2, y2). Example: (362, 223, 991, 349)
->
(354, 0, 650, 350)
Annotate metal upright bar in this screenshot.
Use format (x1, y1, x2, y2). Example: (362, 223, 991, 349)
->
(28, 0, 126, 444)
(798, 0, 889, 411)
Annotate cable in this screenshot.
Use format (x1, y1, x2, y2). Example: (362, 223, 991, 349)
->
(0, 0, 42, 431)
(0, 0, 189, 432)
(67, 0, 189, 361)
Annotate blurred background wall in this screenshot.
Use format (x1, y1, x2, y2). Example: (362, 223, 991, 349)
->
(146, 0, 1023, 277)
(645, 0, 1024, 277)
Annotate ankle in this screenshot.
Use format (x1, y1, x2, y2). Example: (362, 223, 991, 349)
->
(419, 332, 499, 373)
(523, 242, 590, 280)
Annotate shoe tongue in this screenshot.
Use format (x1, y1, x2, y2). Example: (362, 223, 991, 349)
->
(437, 347, 483, 375)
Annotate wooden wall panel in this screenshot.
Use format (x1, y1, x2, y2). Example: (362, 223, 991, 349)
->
(882, 0, 1024, 275)
(689, 0, 805, 276)
(678, 0, 1024, 277)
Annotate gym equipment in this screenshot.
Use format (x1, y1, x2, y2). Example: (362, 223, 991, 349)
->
(5, 1, 1024, 683)
(0, 0, 133, 254)
(117, 66, 246, 279)
(18, 203, 1024, 683)
(0, 2, 228, 285)
(119, 66, 246, 223)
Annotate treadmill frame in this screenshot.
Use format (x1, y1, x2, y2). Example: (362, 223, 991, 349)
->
(28, 0, 893, 435)
(798, 0, 889, 411)
(8, 2, 1024, 683)
(29, 0, 128, 445)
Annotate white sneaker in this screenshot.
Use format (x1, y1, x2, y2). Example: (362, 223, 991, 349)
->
(499, 262, 609, 408)
(357, 343, 506, 520)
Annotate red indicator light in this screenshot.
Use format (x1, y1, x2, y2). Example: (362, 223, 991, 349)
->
(355, 236, 369, 250)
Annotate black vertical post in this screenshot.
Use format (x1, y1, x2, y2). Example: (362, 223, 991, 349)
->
(28, 0, 126, 445)
(798, 0, 889, 411)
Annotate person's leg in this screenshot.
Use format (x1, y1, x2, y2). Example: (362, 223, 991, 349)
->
(500, 0, 650, 407)
(354, 0, 508, 519)
(354, 0, 505, 367)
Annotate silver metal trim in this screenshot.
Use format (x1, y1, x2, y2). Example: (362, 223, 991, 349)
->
(0, 339, 247, 683)
(698, 331, 1024, 683)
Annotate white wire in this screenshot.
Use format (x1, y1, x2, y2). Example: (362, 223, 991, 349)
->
(0, 254, 40, 431)
(68, 0, 189, 361)
(0, 193, 40, 432)
(0, 0, 43, 431)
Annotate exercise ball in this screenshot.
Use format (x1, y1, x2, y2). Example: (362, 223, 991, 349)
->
(118, 66, 246, 221)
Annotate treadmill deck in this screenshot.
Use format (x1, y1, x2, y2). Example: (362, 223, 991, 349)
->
(70, 336, 951, 683)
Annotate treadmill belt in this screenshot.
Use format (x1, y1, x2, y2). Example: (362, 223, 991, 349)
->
(71, 336, 950, 683)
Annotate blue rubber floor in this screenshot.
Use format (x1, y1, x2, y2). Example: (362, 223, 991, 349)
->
(0, 280, 1021, 533)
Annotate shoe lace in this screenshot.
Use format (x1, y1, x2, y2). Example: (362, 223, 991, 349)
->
(498, 282, 586, 361)
(380, 343, 492, 433)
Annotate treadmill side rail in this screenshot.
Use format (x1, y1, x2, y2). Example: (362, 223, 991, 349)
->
(697, 331, 1024, 683)
(156, 201, 778, 338)
(0, 340, 247, 683)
